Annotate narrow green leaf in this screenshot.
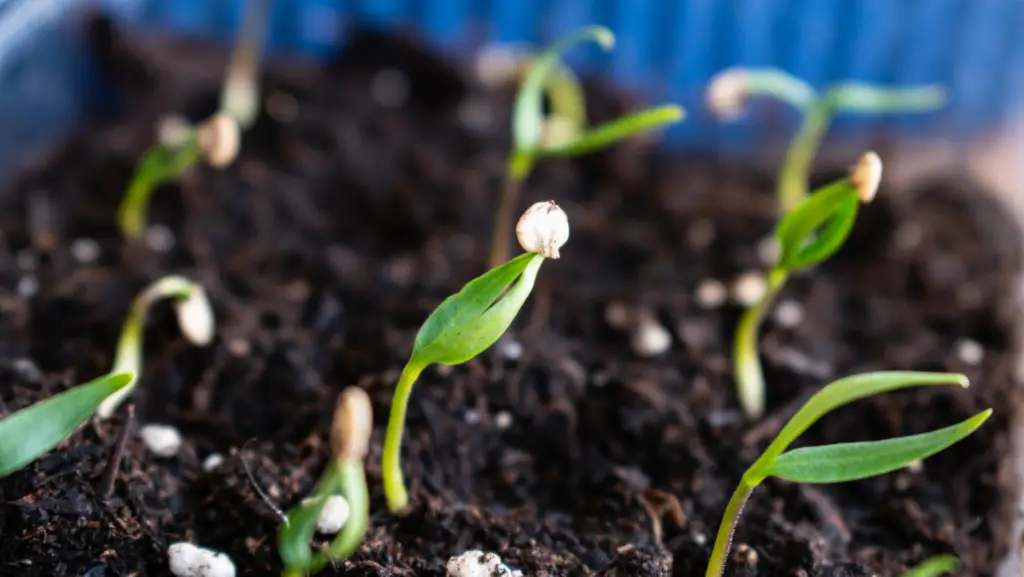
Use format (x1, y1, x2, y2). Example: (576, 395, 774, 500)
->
(513, 26, 615, 153)
(747, 371, 968, 481)
(900, 555, 961, 577)
(545, 61, 588, 140)
(766, 410, 991, 483)
(277, 495, 327, 570)
(0, 373, 133, 478)
(827, 83, 946, 114)
(774, 179, 858, 270)
(412, 253, 544, 366)
(540, 105, 685, 158)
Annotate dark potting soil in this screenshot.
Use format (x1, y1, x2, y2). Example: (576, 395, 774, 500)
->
(0, 17, 1020, 577)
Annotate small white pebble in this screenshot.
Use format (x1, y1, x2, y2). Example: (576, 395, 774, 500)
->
(756, 236, 780, 266)
(464, 409, 481, 425)
(630, 315, 672, 357)
(370, 68, 410, 108)
(145, 224, 176, 253)
(201, 453, 224, 472)
(905, 459, 923, 473)
(695, 279, 728, 310)
(494, 410, 513, 431)
(772, 300, 804, 329)
(498, 338, 523, 361)
(168, 542, 235, 577)
(315, 495, 351, 535)
(731, 271, 767, 306)
(446, 550, 523, 577)
(692, 532, 707, 546)
(139, 424, 183, 457)
(168, 542, 201, 577)
(17, 275, 38, 298)
(955, 338, 984, 366)
(156, 115, 193, 149)
(473, 44, 526, 88)
(15, 249, 37, 271)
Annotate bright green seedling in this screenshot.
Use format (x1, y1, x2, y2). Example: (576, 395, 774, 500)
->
(96, 275, 214, 420)
(706, 67, 945, 215)
(279, 387, 372, 577)
(733, 151, 882, 419)
(117, 0, 272, 239)
(706, 371, 991, 577)
(384, 201, 568, 512)
(900, 555, 961, 577)
(0, 372, 133, 478)
(488, 25, 684, 269)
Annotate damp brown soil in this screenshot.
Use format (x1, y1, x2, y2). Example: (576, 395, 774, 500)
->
(0, 19, 1020, 577)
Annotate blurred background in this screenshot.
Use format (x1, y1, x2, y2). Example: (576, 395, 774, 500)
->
(1, 0, 1022, 193)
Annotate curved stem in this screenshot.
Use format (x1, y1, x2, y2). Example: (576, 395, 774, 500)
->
(326, 461, 368, 561)
(118, 141, 201, 239)
(487, 154, 534, 270)
(733, 268, 788, 419)
(777, 99, 832, 215)
(382, 363, 425, 512)
(705, 477, 757, 577)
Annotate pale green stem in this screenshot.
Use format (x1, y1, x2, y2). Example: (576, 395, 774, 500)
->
(777, 99, 832, 215)
(488, 153, 535, 270)
(220, 0, 272, 128)
(382, 362, 426, 512)
(117, 140, 201, 239)
(705, 477, 758, 577)
(733, 268, 789, 419)
(312, 460, 368, 565)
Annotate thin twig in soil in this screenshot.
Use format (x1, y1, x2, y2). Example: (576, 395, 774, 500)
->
(240, 438, 289, 524)
(101, 404, 136, 501)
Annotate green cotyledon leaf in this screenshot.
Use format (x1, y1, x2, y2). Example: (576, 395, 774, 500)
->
(765, 409, 991, 483)
(0, 372, 133, 478)
(411, 252, 544, 367)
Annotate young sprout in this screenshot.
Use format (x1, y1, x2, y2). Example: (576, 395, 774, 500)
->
(0, 372, 133, 478)
(278, 387, 372, 576)
(706, 67, 945, 215)
(733, 151, 882, 419)
(383, 202, 569, 512)
(116, 0, 272, 239)
(487, 25, 684, 269)
(900, 555, 961, 577)
(706, 371, 991, 577)
(96, 275, 214, 420)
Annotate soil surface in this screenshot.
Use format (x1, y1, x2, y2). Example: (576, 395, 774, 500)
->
(0, 17, 1021, 577)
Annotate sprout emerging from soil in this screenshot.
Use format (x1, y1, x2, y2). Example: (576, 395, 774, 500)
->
(706, 67, 945, 215)
(116, 0, 272, 239)
(733, 152, 881, 419)
(97, 275, 214, 420)
(899, 555, 961, 577)
(383, 202, 569, 512)
(706, 372, 991, 577)
(278, 387, 372, 576)
(487, 25, 684, 269)
(0, 372, 132, 478)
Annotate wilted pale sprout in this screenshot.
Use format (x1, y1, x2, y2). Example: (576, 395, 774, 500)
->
(96, 275, 214, 419)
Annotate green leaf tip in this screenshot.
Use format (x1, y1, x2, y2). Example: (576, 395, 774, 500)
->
(766, 409, 991, 483)
(900, 555, 961, 577)
(0, 372, 134, 478)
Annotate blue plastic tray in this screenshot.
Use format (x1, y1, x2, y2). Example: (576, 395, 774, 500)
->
(1, 0, 1022, 170)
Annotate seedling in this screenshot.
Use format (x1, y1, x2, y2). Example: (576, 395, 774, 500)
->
(706, 371, 991, 577)
(0, 372, 133, 478)
(733, 151, 882, 419)
(96, 275, 214, 419)
(487, 25, 684, 269)
(706, 67, 945, 215)
(384, 202, 568, 512)
(117, 0, 272, 239)
(900, 555, 961, 577)
(278, 387, 372, 576)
